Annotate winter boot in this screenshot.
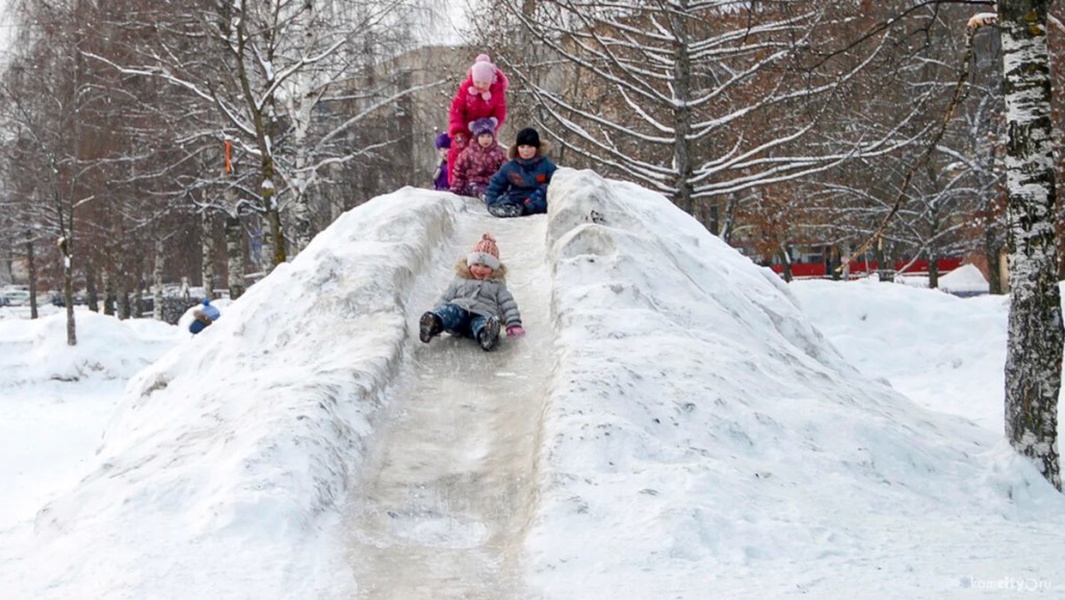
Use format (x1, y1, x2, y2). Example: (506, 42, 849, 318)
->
(487, 203, 523, 218)
(419, 311, 443, 343)
(478, 316, 501, 351)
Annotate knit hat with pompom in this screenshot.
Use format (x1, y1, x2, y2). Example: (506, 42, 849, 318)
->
(469, 117, 498, 138)
(470, 54, 497, 84)
(467, 233, 501, 270)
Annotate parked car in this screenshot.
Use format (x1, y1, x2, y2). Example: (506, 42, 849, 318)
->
(1, 289, 31, 307)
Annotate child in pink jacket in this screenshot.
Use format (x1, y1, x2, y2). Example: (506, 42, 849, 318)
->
(447, 54, 508, 185)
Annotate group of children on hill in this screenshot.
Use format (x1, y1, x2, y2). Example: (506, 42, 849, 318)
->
(195, 56, 538, 350)
(432, 54, 558, 219)
(423, 53, 559, 352)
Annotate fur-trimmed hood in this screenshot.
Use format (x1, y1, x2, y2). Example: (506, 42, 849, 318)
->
(507, 140, 552, 160)
(453, 258, 508, 281)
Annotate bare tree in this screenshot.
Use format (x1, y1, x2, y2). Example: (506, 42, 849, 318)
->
(978, 3, 1062, 490)
(88, 0, 442, 269)
(967, 5, 1061, 490)
(493, 0, 932, 221)
(0, 0, 102, 344)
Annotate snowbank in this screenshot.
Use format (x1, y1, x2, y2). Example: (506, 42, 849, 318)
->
(0, 308, 179, 386)
(791, 277, 1009, 430)
(11, 171, 1064, 600)
(939, 263, 991, 295)
(527, 169, 1065, 598)
(24, 189, 468, 599)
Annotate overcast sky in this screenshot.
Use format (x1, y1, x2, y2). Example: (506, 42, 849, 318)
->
(0, 1, 12, 54)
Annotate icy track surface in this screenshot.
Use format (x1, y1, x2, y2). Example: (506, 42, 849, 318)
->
(340, 207, 550, 599)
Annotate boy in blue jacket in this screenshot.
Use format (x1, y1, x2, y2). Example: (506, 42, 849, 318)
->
(484, 127, 558, 218)
(189, 298, 220, 334)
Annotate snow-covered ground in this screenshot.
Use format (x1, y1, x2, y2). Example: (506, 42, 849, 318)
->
(1, 169, 1063, 599)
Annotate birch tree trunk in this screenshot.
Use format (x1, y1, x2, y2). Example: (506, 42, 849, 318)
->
(225, 212, 246, 300)
(103, 269, 116, 316)
(201, 210, 215, 300)
(999, 0, 1062, 490)
(288, 0, 317, 254)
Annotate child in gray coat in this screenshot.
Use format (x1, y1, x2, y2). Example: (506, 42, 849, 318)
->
(419, 233, 525, 351)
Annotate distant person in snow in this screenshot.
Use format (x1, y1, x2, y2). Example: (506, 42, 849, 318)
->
(432, 132, 451, 191)
(419, 233, 525, 351)
(484, 127, 557, 218)
(447, 54, 508, 186)
(450, 117, 507, 200)
(189, 298, 220, 335)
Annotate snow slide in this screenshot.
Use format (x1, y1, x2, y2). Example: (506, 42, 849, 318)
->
(339, 198, 552, 599)
(12, 169, 1065, 600)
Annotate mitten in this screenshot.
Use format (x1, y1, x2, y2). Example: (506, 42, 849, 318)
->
(524, 188, 548, 213)
(507, 325, 526, 337)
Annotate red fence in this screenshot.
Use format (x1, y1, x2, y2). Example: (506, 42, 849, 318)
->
(770, 257, 964, 278)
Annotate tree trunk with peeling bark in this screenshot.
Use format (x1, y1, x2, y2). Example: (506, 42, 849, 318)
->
(999, 0, 1062, 491)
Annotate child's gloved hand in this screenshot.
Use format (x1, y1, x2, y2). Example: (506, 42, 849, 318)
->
(507, 325, 526, 337)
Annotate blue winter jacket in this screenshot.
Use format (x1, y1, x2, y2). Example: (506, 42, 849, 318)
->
(484, 154, 558, 214)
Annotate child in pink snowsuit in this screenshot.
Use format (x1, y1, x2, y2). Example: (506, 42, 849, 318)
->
(447, 54, 508, 185)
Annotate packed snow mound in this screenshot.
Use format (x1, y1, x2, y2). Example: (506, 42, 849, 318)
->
(525, 169, 1064, 598)
(939, 263, 990, 295)
(27, 189, 472, 599)
(0, 309, 179, 386)
(16, 169, 1065, 600)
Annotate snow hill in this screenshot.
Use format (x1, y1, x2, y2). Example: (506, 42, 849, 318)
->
(9, 168, 1065, 599)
